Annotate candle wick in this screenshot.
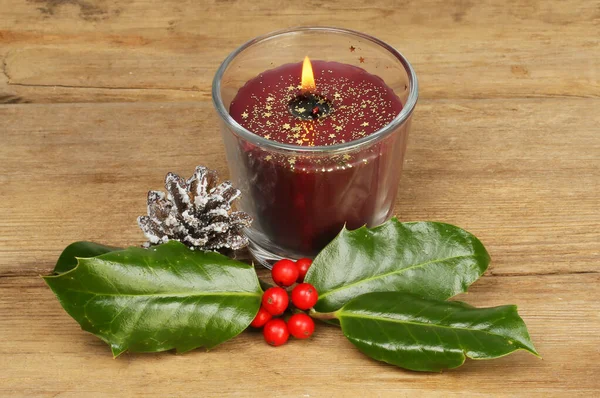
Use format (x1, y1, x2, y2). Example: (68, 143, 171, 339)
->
(288, 93, 331, 120)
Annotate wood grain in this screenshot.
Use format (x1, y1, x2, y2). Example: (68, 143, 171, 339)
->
(1, 0, 599, 103)
(1, 273, 598, 396)
(1, 0, 599, 396)
(1, 100, 598, 276)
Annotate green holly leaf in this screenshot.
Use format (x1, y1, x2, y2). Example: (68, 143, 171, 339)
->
(330, 292, 539, 372)
(305, 219, 490, 313)
(53, 241, 122, 274)
(44, 241, 262, 357)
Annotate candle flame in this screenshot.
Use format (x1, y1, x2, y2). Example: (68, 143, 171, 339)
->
(301, 56, 316, 93)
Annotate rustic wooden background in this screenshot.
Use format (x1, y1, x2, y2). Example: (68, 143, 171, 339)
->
(1, 0, 599, 396)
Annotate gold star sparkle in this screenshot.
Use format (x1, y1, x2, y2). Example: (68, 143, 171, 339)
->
(283, 123, 291, 130)
(241, 112, 249, 119)
(361, 122, 369, 127)
(263, 112, 272, 117)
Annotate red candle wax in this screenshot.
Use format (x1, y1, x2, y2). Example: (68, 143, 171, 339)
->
(229, 60, 406, 256)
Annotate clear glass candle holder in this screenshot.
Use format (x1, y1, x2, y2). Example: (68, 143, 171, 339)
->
(212, 27, 418, 266)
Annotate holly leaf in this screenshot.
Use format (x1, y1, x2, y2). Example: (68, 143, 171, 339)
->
(333, 292, 539, 372)
(53, 241, 122, 274)
(305, 219, 490, 312)
(44, 241, 262, 357)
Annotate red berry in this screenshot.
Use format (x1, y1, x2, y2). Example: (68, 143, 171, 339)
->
(295, 258, 312, 282)
(291, 283, 318, 310)
(250, 306, 272, 328)
(261, 287, 289, 316)
(287, 313, 315, 339)
(271, 259, 299, 288)
(263, 318, 289, 347)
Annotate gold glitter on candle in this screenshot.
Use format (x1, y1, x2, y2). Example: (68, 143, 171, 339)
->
(231, 60, 403, 147)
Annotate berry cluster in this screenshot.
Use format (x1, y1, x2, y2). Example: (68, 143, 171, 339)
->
(250, 258, 319, 346)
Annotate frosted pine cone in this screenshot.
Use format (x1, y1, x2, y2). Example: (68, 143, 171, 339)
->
(138, 166, 252, 252)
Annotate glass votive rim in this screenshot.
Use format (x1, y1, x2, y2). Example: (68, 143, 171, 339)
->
(211, 26, 418, 156)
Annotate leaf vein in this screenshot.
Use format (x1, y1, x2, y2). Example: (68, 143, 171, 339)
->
(339, 312, 513, 340)
(60, 289, 260, 298)
(319, 254, 482, 300)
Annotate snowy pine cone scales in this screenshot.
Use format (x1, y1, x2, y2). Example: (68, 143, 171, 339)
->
(137, 166, 252, 251)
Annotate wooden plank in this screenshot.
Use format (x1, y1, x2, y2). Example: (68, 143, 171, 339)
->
(1, 99, 598, 277)
(0, 273, 598, 396)
(1, 0, 599, 103)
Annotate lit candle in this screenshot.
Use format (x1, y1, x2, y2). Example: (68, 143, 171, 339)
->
(230, 57, 402, 147)
(213, 27, 417, 263)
